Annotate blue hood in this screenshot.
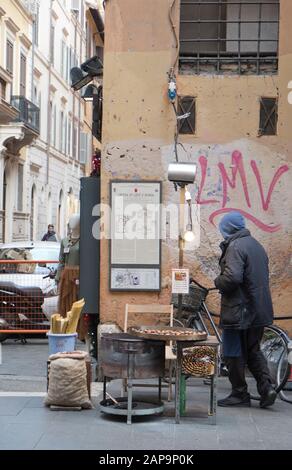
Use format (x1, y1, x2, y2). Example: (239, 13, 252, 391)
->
(219, 211, 246, 240)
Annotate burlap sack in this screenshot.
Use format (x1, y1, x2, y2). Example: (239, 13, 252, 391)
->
(44, 351, 92, 409)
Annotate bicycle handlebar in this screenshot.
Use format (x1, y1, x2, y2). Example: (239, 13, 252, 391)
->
(189, 278, 218, 292)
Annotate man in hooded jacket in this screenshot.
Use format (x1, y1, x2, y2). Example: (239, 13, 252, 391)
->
(215, 211, 277, 408)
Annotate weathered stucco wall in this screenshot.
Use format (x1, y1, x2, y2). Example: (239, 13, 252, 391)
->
(101, 0, 292, 331)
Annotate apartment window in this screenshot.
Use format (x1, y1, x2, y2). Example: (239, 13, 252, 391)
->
(178, 96, 196, 134)
(51, 105, 57, 147)
(73, 124, 78, 159)
(179, 0, 280, 75)
(17, 164, 24, 212)
(66, 46, 70, 82)
(72, 0, 80, 19)
(61, 40, 67, 79)
(68, 119, 72, 156)
(92, 86, 103, 142)
(86, 21, 91, 59)
(60, 112, 64, 151)
(20, 54, 27, 96)
(259, 97, 278, 136)
(80, 132, 87, 164)
(51, 25, 55, 65)
(80, 1, 85, 29)
(6, 40, 14, 75)
(33, 4, 39, 46)
(0, 78, 6, 100)
(64, 116, 68, 154)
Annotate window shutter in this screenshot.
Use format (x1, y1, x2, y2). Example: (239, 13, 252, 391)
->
(71, 0, 80, 13)
(20, 54, 27, 96)
(64, 116, 68, 154)
(6, 40, 14, 75)
(87, 134, 92, 165)
(92, 86, 103, 142)
(17, 164, 24, 212)
(80, 132, 87, 164)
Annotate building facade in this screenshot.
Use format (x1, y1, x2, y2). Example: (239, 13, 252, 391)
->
(0, 0, 103, 242)
(101, 0, 292, 330)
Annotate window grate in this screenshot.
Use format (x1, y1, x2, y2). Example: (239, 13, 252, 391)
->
(259, 97, 278, 135)
(179, 0, 280, 75)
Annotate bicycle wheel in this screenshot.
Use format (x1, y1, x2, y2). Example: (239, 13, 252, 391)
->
(278, 351, 292, 404)
(260, 325, 289, 393)
(186, 311, 207, 332)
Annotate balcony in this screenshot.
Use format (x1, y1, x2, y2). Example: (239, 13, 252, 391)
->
(0, 96, 40, 156)
(0, 97, 19, 125)
(11, 96, 40, 134)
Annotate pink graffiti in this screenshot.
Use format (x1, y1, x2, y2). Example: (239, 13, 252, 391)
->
(218, 150, 251, 208)
(250, 160, 289, 211)
(209, 208, 282, 233)
(196, 151, 289, 233)
(196, 155, 220, 205)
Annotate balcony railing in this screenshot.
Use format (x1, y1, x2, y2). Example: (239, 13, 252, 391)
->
(11, 96, 40, 134)
(20, 0, 39, 15)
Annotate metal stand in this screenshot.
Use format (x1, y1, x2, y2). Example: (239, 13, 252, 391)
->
(101, 377, 164, 425)
(175, 338, 219, 424)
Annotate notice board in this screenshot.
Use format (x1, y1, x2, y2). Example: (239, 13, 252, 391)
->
(110, 181, 161, 291)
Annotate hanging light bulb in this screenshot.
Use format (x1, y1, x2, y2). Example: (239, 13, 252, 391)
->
(183, 223, 195, 242)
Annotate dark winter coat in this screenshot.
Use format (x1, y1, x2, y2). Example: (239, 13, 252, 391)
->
(41, 232, 57, 242)
(214, 228, 274, 330)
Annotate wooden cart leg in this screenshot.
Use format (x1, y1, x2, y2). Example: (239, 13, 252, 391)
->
(180, 374, 186, 416)
(175, 344, 182, 424)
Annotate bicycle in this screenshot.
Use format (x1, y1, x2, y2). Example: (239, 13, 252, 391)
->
(259, 321, 292, 404)
(173, 278, 292, 402)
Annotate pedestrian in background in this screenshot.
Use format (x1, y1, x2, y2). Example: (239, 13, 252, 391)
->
(215, 211, 277, 408)
(41, 224, 57, 242)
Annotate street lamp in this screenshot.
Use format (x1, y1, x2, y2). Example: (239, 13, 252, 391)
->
(183, 224, 195, 242)
(82, 84, 101, 102)
(70, 55, 103, 91)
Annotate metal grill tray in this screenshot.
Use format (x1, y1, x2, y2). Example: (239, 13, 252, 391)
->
(128, 326, 207, 342)
(100, 398, 164, 417)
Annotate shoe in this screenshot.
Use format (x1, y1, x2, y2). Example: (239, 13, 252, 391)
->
(218, 393, 251, 407)
(259, 387, 277, 408)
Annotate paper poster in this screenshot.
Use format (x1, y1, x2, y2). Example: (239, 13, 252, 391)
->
(111, 182, 161, 265)
(111, 268, 160, 290)
(172, 269, 190, 294)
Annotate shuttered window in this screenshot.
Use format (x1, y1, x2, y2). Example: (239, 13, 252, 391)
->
(178, 96, 196, 134)
(259, 97, 278, 136)
(17, 164, 24, 212)
(0, 79, 6, 100)
(79, 132, 87, 164)
(6, 40, 13, 75)
(20, 54, 27, 96)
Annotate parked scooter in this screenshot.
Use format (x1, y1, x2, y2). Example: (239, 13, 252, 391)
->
(0, 278, 51, 343)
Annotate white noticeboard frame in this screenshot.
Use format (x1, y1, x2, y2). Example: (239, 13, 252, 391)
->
(110, 180, 161, 291)
(172, 269, 190, 294)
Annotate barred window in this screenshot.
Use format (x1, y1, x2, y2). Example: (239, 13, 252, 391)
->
(179, 0, 280, 75)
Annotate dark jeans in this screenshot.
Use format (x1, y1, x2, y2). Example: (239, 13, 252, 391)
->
(224, 326, 272, 397)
